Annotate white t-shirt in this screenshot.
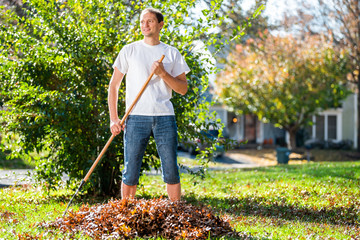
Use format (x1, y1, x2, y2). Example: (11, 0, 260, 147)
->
(113, 40, 190, 116)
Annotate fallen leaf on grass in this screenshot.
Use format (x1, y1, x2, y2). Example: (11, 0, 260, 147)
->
(40, 198, 251, 239)
(0, 210, 16, 220)
(0, 210, 19, 224)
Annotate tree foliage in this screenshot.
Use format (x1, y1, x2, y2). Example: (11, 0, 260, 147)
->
(201, 0, 270, 67)
(283, 0, 360, 150)
(204, 0, 272, 40)
(216, 31, 351, 149)
(0, 0, 263, 195)
(284, 0, 359, 82)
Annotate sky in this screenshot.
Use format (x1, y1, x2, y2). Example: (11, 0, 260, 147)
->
(242, 0, 300, 25)
(193, 0, 307, 75)
(193, 0, 303, 32)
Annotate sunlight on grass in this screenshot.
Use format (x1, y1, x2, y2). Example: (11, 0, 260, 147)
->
(0, 185, 88, 239)
(140, 161, 360, 239)
(0, 161, 359, 239)
(178, 156, 226, 168)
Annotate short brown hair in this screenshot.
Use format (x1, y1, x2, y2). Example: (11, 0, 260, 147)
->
(141, 8, 164, 23)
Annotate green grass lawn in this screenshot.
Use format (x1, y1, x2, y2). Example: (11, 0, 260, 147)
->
(1, 161, 359, 239)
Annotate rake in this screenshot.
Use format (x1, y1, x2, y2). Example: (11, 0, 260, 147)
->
(62, 55, 165, 217)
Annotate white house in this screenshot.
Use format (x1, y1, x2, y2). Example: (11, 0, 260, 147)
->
(211, 93, 358, 149)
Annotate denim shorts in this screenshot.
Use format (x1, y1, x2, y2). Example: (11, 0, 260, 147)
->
(122, 115, 180, 186)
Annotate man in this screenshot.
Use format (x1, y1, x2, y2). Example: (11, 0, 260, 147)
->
(108, 8, 190, 201)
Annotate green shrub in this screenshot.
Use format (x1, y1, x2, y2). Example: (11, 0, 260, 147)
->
(0, 0, 262, 195)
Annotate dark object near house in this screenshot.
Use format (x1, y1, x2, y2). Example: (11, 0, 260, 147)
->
(180, 129, 226, 158)
(304, 139, 326, 149)
(305, 139, 353, 150)
(276, 147, 290, 164)
(326, 139, 353, 150)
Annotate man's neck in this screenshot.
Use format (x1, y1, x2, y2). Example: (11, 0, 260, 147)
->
(143, 37, 160, 46)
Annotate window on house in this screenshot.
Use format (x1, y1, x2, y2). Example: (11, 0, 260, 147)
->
(327, 115, 337, 139)
(306, 125, 313, 138)
(316, 116, 325, 140)
(311, 114, 338, 140)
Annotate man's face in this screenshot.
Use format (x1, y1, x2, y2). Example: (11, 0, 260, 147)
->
(140, 12, 163, 37)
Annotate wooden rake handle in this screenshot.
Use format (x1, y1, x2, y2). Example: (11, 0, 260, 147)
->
(83, 54, 165, 182)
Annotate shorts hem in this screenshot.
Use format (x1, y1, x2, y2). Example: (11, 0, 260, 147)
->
(163, 180, 181, 185)
(122, 180, 138, 186)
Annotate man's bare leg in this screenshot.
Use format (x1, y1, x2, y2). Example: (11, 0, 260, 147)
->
(121, 182, 137, 199)
(166, 183, 181, 201)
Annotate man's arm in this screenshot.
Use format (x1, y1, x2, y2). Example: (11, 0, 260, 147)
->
(151, 61, 188, 95)
(108, 67, 125, 136)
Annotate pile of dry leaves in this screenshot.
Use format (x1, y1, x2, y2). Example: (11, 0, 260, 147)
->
(42, 198, 250, 239)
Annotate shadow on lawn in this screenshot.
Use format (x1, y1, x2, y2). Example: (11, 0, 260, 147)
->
(183, 193, 360, 227)
(60, 189, 357, 226)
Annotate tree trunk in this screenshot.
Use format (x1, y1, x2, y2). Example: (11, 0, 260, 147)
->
(288, 129, 297, 150)
(98, 159, 121, 197)
(358, 73, 360, 152)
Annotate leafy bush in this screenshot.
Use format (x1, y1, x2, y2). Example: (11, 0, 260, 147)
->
(0, 0, 262, 195)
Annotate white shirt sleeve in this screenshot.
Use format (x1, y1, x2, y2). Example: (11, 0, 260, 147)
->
(171, 49, 191, 77)
(112, 47, 128, 74)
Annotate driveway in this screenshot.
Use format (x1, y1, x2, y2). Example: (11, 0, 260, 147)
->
(0, 169, 33, 188)
(0, 150, 270, 187)
(178, 150, 266, 170)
